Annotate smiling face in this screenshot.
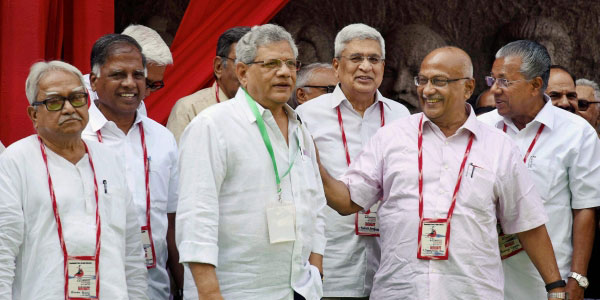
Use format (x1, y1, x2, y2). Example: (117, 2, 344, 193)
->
(546, 68, 578, 112)
(333, 38, 384, 101)
(91, 43, 146, 119)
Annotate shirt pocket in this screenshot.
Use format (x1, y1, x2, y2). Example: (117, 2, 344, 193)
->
(460, 163, 496, 216)
(102, 186, 128, 236)
(527, 156, 557, 203)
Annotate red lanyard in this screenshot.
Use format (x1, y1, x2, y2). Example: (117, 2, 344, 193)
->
(417, 114, 473, 222)
(502, 123, 545, 163)
(38, 136, 101, 300)
(215, 82, 221, 103)
(337, 101, 385, 166)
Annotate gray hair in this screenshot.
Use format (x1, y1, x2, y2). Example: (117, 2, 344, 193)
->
(334, 23, 385, 59)
(296, 63, 333, 88)
(496, 40, 551, 91)
(576, 78, 600, 100)
(122, 24, 172, 66)
(235, 24, 298, 64)
(25, 61, 85, 105)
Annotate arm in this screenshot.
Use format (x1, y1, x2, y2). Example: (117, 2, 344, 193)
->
(166, 213, 184, 297)
(565, 208, 595, 300)
(189, 263, 223, 300)
(124, 190, 150, 300)
(517, 225, 564, 287)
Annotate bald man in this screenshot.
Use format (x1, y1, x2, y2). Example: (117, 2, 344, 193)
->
(316, 47, 564, 299)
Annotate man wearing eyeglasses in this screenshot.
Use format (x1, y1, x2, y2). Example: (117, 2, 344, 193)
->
(479, 40, 600, 300)
(0, 60, 148, 299)
(167, 27, 250, 144)
(82, 34, 182, 300)
(176, 24, 326, 300)
(295, 23, 409, 300)
(575, 79, 600, 135)
(288, 62, 338, 108)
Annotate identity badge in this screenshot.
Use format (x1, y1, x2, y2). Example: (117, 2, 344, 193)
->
(497, 223, 524, 259)
(67, 258, 97, 299)
(355, 202, 380, 236)
(266, 204, 296, 244)
(417, 218, 450, 260)
(141, 226, 156, 269)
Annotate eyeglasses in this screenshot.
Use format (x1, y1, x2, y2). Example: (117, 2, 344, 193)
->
(303, 85, 336, 93)
(146, 79, 165, 91)
(577, 99, 600, 111)
(414, 75, 471, 87)
(220, 56, 236, 62)
(340, 55, 384, 65)
(485, 76, 527, 88)
(248, 59, 301, 70)
(32, 92, 88, 111)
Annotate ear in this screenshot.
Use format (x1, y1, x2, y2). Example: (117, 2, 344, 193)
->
(27, 106, 38, 128)
(213, 56, 224, 80)
(530, 76, 543, 95)
(90, 73, 98, 92)
(464, 78, 475, 99)
(296, 88, 307, 105)
(236, 61, 249, 89)
(332, 58, 340, 80)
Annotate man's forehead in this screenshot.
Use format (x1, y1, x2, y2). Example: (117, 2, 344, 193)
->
(343, 39, 382, 55)
(548, 69, 575, 89)
(576, 85, 595, 98)
(255, 40, 293, 58)
(43, 86, 85, 95)
(491, 56, 522, 77)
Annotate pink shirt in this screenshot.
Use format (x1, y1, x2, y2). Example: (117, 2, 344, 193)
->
(341, 108, 548, 300)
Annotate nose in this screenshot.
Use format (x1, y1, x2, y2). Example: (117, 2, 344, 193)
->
(61, 99, 76, 113)
(122, 73, 137, 88)
(555, 95, 574, 111)
(421, 79, 437, 98)
(276, 62, 293, 77)
(358, 57, 373, 71)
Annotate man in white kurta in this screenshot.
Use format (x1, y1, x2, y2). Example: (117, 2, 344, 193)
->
(0, 61, 148, 300)
(176, 24, 326, 300)
(295, 23, 410, 299)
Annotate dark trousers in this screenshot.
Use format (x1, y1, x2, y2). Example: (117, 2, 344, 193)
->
(294, 292, 306, 300)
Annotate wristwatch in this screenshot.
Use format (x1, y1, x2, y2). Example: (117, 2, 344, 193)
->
(548, 292, 568, 299)
(568, 271, 589, 289)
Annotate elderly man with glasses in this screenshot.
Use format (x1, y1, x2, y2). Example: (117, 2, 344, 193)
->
(288, 62, 338, 108)
(82, 34, 181, 300)
(575, 79, 600, 135)
(479, 40, 600, 300)
(0, 60, 148, 299)
(295, 23, 409, 300)
(318, 46, 565, 300)
(176, 24, 326, 300)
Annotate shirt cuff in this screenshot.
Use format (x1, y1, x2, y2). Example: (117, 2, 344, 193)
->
(178, 241, 219, 267)
(312, 235, 326, 256)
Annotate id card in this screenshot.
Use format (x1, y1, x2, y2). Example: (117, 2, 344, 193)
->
(266, 204, 296, 244)
(497, 223, 524, 259)
(417, 218, 450, 260)
(355, 202, 380, 236)
(67, 258, 97, 299)
(141, 226, 156, 269)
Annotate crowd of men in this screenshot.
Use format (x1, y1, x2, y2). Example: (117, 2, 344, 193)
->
(0, 21, 599, 300)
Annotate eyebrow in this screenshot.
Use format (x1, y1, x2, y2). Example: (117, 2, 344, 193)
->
(43, 86, 85, 96)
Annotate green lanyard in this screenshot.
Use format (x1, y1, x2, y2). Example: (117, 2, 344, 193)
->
(244, 89, 299, 200)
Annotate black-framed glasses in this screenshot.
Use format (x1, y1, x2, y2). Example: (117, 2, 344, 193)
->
(303, 85, 336, 93)
(578, 99, 600, 111)
(339, 55, 384, 65)
(248, 59, 301, 70)
(414, 75, 470, 87)
(32, 92, 88, 111)
(146, 79, 165, 91)
(485, 76, 527, 88)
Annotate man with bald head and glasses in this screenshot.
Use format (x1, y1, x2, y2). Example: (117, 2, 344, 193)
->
(479, 40, 600, 300)
(318, 46, 565, 299)
(288, 62, 338, 108)
(0, 60, 148, 299)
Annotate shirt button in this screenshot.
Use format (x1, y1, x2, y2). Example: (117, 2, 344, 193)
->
(444, 164, 448, 170)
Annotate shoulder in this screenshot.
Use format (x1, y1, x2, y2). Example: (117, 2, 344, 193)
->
(379, 96, 410, 117)
(0, 135, 39, 163)
(477, 109, 502, 126)
(175, 87, 213, 106)
(296, 93, 332, 115)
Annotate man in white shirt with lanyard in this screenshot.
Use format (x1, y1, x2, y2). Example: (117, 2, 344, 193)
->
(176, 24, 326, 300)
(296, 23, 410, 299)
(317, 46, 567, 300)
(81, 34, 180, 300)
(0, 60, 148, 299)
(479, 39, 600, 300)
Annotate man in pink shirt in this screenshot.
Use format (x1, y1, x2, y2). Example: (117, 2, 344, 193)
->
(317, 47, 567, 300)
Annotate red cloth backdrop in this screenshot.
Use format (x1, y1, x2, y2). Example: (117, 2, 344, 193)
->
(0, 0, 114, 146)
(144, 0, 289, 124)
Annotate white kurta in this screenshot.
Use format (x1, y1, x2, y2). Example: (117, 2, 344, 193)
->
(296, 86, 410, 297)
(0, 135, 148, 300)
(341, 109, 548, 300)
(479, 98, 600, 300)
(176, 88, 327, 300)
(82, 102, 179, 300)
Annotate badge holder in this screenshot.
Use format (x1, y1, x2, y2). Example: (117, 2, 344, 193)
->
(141, 226, 157, 269)
(497, 223, 524, 259)
(417, 218, 451, 260)
(266, 199, 296, 244)
(355, 202, 380, 236)
(67, 257, 98, 299)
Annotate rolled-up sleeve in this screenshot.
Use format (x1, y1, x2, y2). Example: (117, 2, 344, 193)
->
(176, 114, 226, 267)
(123, 187, 149, 300)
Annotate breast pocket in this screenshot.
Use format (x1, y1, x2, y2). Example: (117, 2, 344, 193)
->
(102, 186, 128, 235)
(460, 162, 496, 216)
(149, 158, 169, 213)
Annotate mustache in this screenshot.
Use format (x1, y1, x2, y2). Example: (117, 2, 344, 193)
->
(422, 95, 444, 101)
(58, 113, 83, 125)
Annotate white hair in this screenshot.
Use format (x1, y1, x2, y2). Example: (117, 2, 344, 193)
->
(334, 23, 385, 59)
(576, 78, 600, 100)
(296, 63, 333, 88)
(25, 61, 85, 105)
(235, 24, 298, 64)
(122, 24, 173, 66)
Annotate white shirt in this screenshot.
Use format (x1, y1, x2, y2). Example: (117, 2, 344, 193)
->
(0, 141, 5, 154)
(296, 86, 410, 297)
(177, 88, 327, 300)
(478, 98, 600, 299)
(341, 109, 548, 300)
(83, 74, 148, 116)
(82, 102, 179, 299)
(0, 135, 148, 300)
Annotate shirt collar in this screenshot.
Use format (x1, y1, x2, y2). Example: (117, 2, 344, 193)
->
(422, 104, 482, 139)
(237, 88, 299, 124)
(500, 94, 555, 131)
(88, 100, 144, 133)
(329, 84, 391, 110)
